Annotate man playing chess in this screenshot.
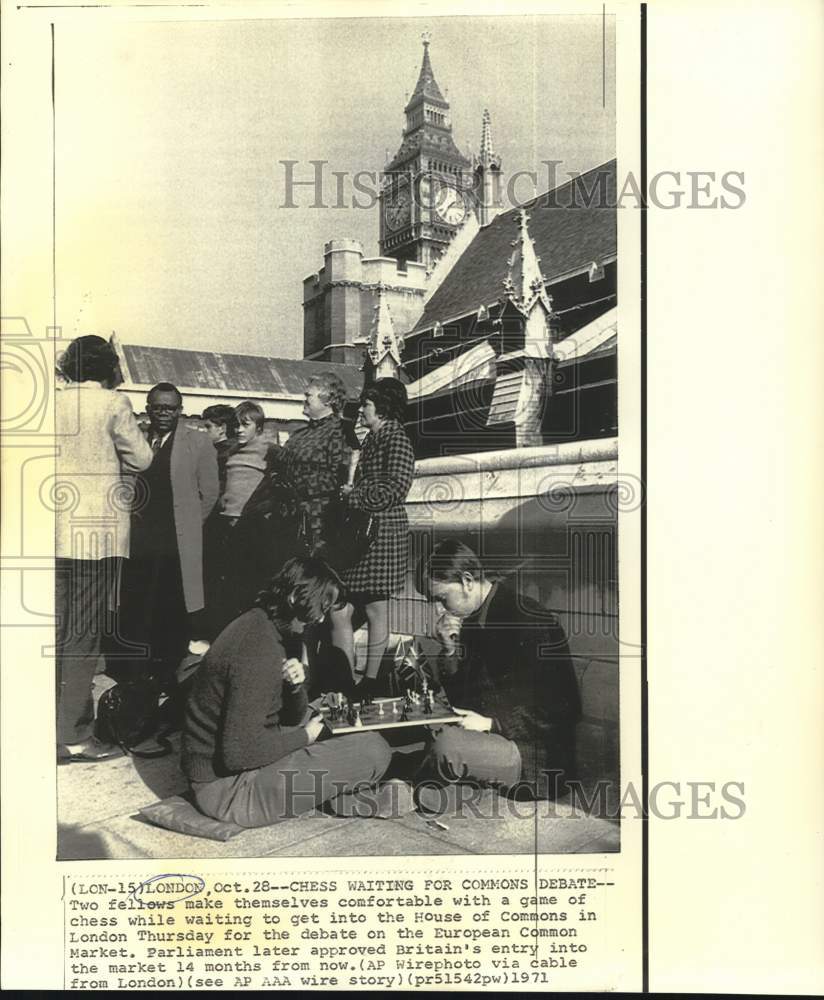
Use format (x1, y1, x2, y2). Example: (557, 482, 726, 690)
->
(414, 540, 581, 799)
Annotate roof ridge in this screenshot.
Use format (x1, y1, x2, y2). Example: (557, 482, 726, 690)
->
(123, 342, 357, 369)
(494, 158, 618, 221)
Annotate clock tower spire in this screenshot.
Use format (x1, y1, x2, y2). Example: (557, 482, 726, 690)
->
(380, 34, 472, 270)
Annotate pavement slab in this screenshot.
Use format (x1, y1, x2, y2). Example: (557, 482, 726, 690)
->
(57, 742, 188, 828)
(274, 817, 470, 858)
(394, 789, 619, 856)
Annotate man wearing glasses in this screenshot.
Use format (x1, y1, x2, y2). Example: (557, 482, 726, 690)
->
(115, 382, 219, 691)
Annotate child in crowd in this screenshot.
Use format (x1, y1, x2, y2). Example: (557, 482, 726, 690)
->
(221, 401, 271, 522)
(204, 401, 282, 638)
(201, 404, 238, 495)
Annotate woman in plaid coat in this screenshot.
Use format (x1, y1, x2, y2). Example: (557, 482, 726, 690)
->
(276, 372, 353, 559)
(330, 379, 416, 691)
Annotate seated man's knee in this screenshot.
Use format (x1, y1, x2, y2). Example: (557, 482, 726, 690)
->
(427, 727, 521, 788)
(428, 726, 469, 781)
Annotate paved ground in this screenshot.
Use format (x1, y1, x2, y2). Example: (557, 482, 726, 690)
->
(57, 747, 619, 860)
(57, 669, 619, 861)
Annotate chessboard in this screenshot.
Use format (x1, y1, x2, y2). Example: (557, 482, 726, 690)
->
(318, 688, 461, 734)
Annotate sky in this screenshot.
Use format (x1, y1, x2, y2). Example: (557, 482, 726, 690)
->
(56, 13, 615, 358)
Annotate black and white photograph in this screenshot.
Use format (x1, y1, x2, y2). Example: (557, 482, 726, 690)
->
(42, 12, 625, 861)
(4, 0, 824, 993)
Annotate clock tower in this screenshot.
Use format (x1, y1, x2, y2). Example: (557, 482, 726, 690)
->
(380, 34, 473, 270)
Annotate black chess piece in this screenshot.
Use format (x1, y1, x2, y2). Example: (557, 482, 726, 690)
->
(422, 692, 432, 715)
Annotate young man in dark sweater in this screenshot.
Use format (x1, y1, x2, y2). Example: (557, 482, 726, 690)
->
(415, 540, 581, 800)
(183, 557, 391, 827)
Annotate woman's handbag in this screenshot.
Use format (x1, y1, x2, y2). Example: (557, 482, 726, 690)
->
(95, 678, 173, 759)
(336, 507, 379, 567)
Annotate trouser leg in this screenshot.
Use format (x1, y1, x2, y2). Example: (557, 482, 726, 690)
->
(204, 516, 238, 639)
(417, 725, 522, 789)
(108, 550, 154, 681)
(191, 733, 392, 828)
(56, 557, 119, 745)
(111, 548, 189, 688)
(143, 551, 189, 689)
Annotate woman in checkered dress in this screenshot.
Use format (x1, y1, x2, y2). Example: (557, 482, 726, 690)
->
(330, 379, 416, 691)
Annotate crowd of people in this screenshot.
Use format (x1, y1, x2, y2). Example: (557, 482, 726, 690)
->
(55, 334, 581, 825)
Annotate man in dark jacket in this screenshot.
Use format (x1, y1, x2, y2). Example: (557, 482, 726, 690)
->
(415, 540, 581, 799)
(115, 383, 218, 687)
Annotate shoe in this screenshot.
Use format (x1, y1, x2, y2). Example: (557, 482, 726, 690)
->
(327, 780, 415, 819)
(414, 781, 485, 817)
(57, 737, 124, 764)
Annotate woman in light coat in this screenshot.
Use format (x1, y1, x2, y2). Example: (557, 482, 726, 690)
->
(55, 335, 153, 763)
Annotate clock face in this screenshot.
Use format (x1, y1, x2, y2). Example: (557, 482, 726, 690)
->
(434, 184, 468, 226)
(385, 189, 411, 231)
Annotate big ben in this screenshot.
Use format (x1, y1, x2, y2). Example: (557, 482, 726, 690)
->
(380, 34, 473, 270)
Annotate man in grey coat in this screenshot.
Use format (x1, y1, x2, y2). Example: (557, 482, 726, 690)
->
(116, 382, 219, 691)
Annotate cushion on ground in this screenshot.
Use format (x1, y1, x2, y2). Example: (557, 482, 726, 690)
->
(138, 796, 245, 841)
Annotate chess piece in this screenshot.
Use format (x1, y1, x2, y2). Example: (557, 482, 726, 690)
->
(377, 702, 385, 717)
(392, 701, 398, 716)
(399, 704, 409, 722)
(354, 708, 363, 728)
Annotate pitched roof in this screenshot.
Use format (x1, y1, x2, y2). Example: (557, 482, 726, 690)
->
(119, 343, 363, 400)
(411, 159, 617, 333)
(407, 307, 616, 404)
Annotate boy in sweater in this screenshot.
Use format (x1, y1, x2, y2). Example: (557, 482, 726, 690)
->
(204, 401, 283, 637)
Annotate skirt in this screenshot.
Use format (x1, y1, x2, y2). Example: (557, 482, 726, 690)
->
(339, 515, 409, 599)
